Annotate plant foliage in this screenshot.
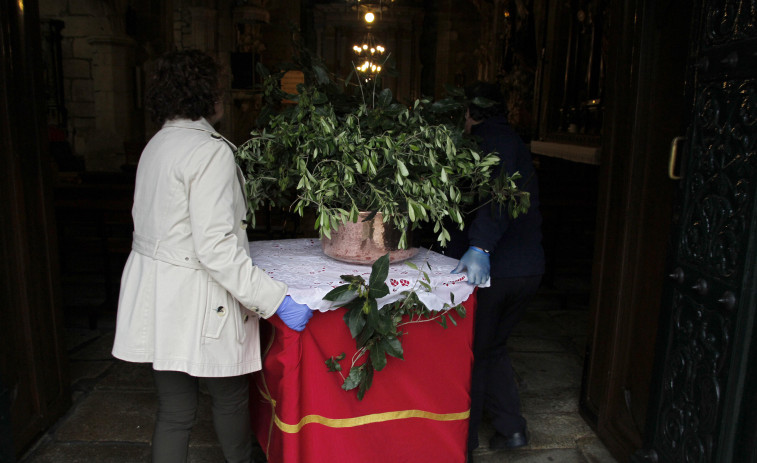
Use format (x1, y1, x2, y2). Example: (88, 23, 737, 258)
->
(322, 253, 467, 400)
(235, 42, 530, 248)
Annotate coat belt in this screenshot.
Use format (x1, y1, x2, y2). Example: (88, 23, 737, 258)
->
(131, 232, 204, 270)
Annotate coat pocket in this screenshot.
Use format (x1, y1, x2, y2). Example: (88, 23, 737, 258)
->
(202, 280, 231, 339)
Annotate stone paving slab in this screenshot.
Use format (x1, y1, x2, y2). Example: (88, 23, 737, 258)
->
(187, 445, 226, 462)
(23, 440, 247, 463)
(508, 335, 569, 353)
(65, 328, 104, 352)
(523, 413, 595, 449)
(513, 352, 584, 394)
(68, 360, 113, 388)
(23, 442, 151, 462)
(68, 333, 116, 361)
(95, 361, 155, 391)
(472, 448, 589, 463)
(512, 312, 564, 338)
(520, 388, 580, 415)
(55, 391, 155, 443)
(546, 310, 590, 338)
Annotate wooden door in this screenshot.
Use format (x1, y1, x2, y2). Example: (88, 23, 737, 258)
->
(579, 0, 692, 459)
(0, 0, 70, 458)
(633, 0, 757, 461)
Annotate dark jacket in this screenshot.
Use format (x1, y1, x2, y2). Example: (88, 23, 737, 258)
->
(448, 116, 545, 279)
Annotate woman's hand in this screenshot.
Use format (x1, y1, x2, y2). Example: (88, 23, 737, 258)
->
(275, 295, 313, 331)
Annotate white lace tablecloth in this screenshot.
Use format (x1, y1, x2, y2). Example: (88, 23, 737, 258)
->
(248, 238, 484, 312)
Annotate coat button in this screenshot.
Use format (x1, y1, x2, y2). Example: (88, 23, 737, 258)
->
(244, 314, 249, 323)
(216, 306, 225, 316)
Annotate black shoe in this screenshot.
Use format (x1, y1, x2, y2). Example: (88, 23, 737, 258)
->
(489, 430, 528, 449)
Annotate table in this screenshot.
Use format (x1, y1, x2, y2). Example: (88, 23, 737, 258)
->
(248, 239, 479, 463)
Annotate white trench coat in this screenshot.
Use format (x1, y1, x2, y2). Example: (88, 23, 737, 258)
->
(112, 118, 287, 377)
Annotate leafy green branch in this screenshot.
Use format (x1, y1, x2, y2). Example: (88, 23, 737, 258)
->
(322, 253, 466, 400)
(236, 40, 532, 249)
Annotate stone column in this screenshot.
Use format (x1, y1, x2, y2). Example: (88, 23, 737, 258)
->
(85, 36, 136, 171)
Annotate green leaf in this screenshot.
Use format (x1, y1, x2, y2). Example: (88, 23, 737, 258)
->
(345, 307, 366, 339)
(368, 282, 390, 300)
(370, 344, 388, 371)
(381, 335, 404, 360)
(375, 308, 395, 335)
(355, 321, 375, 348)
(342, 366, 364, 391)
(365, 298, 379, 326)
(397, 159, 409, 177)
(255, 62, 270, 79)
(312, 91, 328, 105)
(357, 364, 373, 400)
(471, 96, 496, 108)
(325, 353, 346, 372)
(454, 305, 466, 318)
(378, 88, 393, 107)
(444, 83, 464, 96)
(369, 254, 390, 289)
(323, 285, 359, 305)
(313, 64, 331, 85)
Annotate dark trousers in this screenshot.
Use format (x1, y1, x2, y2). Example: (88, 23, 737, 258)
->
(467, 275, 542, 450)
(152, 369, 253, 463)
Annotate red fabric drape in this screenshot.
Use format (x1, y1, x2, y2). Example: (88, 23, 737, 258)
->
(250, 293, 477, 463)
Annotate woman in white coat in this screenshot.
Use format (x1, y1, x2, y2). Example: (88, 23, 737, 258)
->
(111, 49, 312, 463)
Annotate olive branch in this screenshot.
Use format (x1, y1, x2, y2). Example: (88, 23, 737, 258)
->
(323, 252, 466, 400)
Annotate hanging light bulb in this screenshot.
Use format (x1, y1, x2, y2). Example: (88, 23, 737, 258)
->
(364, 12, 375, 23)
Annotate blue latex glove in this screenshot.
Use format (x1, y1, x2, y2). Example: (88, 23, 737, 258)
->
(276, 295, 313, 331)
(451, 247, 491, 285)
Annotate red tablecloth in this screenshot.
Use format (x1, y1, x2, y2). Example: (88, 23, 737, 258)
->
(250, 293, 477, 463)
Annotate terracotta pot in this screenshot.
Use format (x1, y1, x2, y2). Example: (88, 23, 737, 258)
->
(321, 212, 419, 265)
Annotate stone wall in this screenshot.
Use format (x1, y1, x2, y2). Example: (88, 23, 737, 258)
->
(40, 0, 141, 172)
(38, 0, 302, 172)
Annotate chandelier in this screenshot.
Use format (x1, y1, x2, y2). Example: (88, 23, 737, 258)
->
(352, 32, 386, 78)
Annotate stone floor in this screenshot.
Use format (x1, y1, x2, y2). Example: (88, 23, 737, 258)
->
(18, 286, 618, 463)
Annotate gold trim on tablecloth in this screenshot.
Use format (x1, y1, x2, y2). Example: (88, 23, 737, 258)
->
(273, 408, 470, 433)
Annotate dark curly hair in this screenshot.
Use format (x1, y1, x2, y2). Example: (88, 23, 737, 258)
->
(464, 81, 509, 122)
(146, 49, 223, 126)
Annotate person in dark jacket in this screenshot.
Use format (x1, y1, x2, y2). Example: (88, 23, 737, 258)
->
(450, 81, 545, 462)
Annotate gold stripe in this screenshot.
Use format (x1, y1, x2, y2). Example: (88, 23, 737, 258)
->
(257, 324, 469, 438)
(273, 409, 470, 434)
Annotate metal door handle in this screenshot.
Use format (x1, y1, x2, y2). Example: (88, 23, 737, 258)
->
(668, 136, 685, 180)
